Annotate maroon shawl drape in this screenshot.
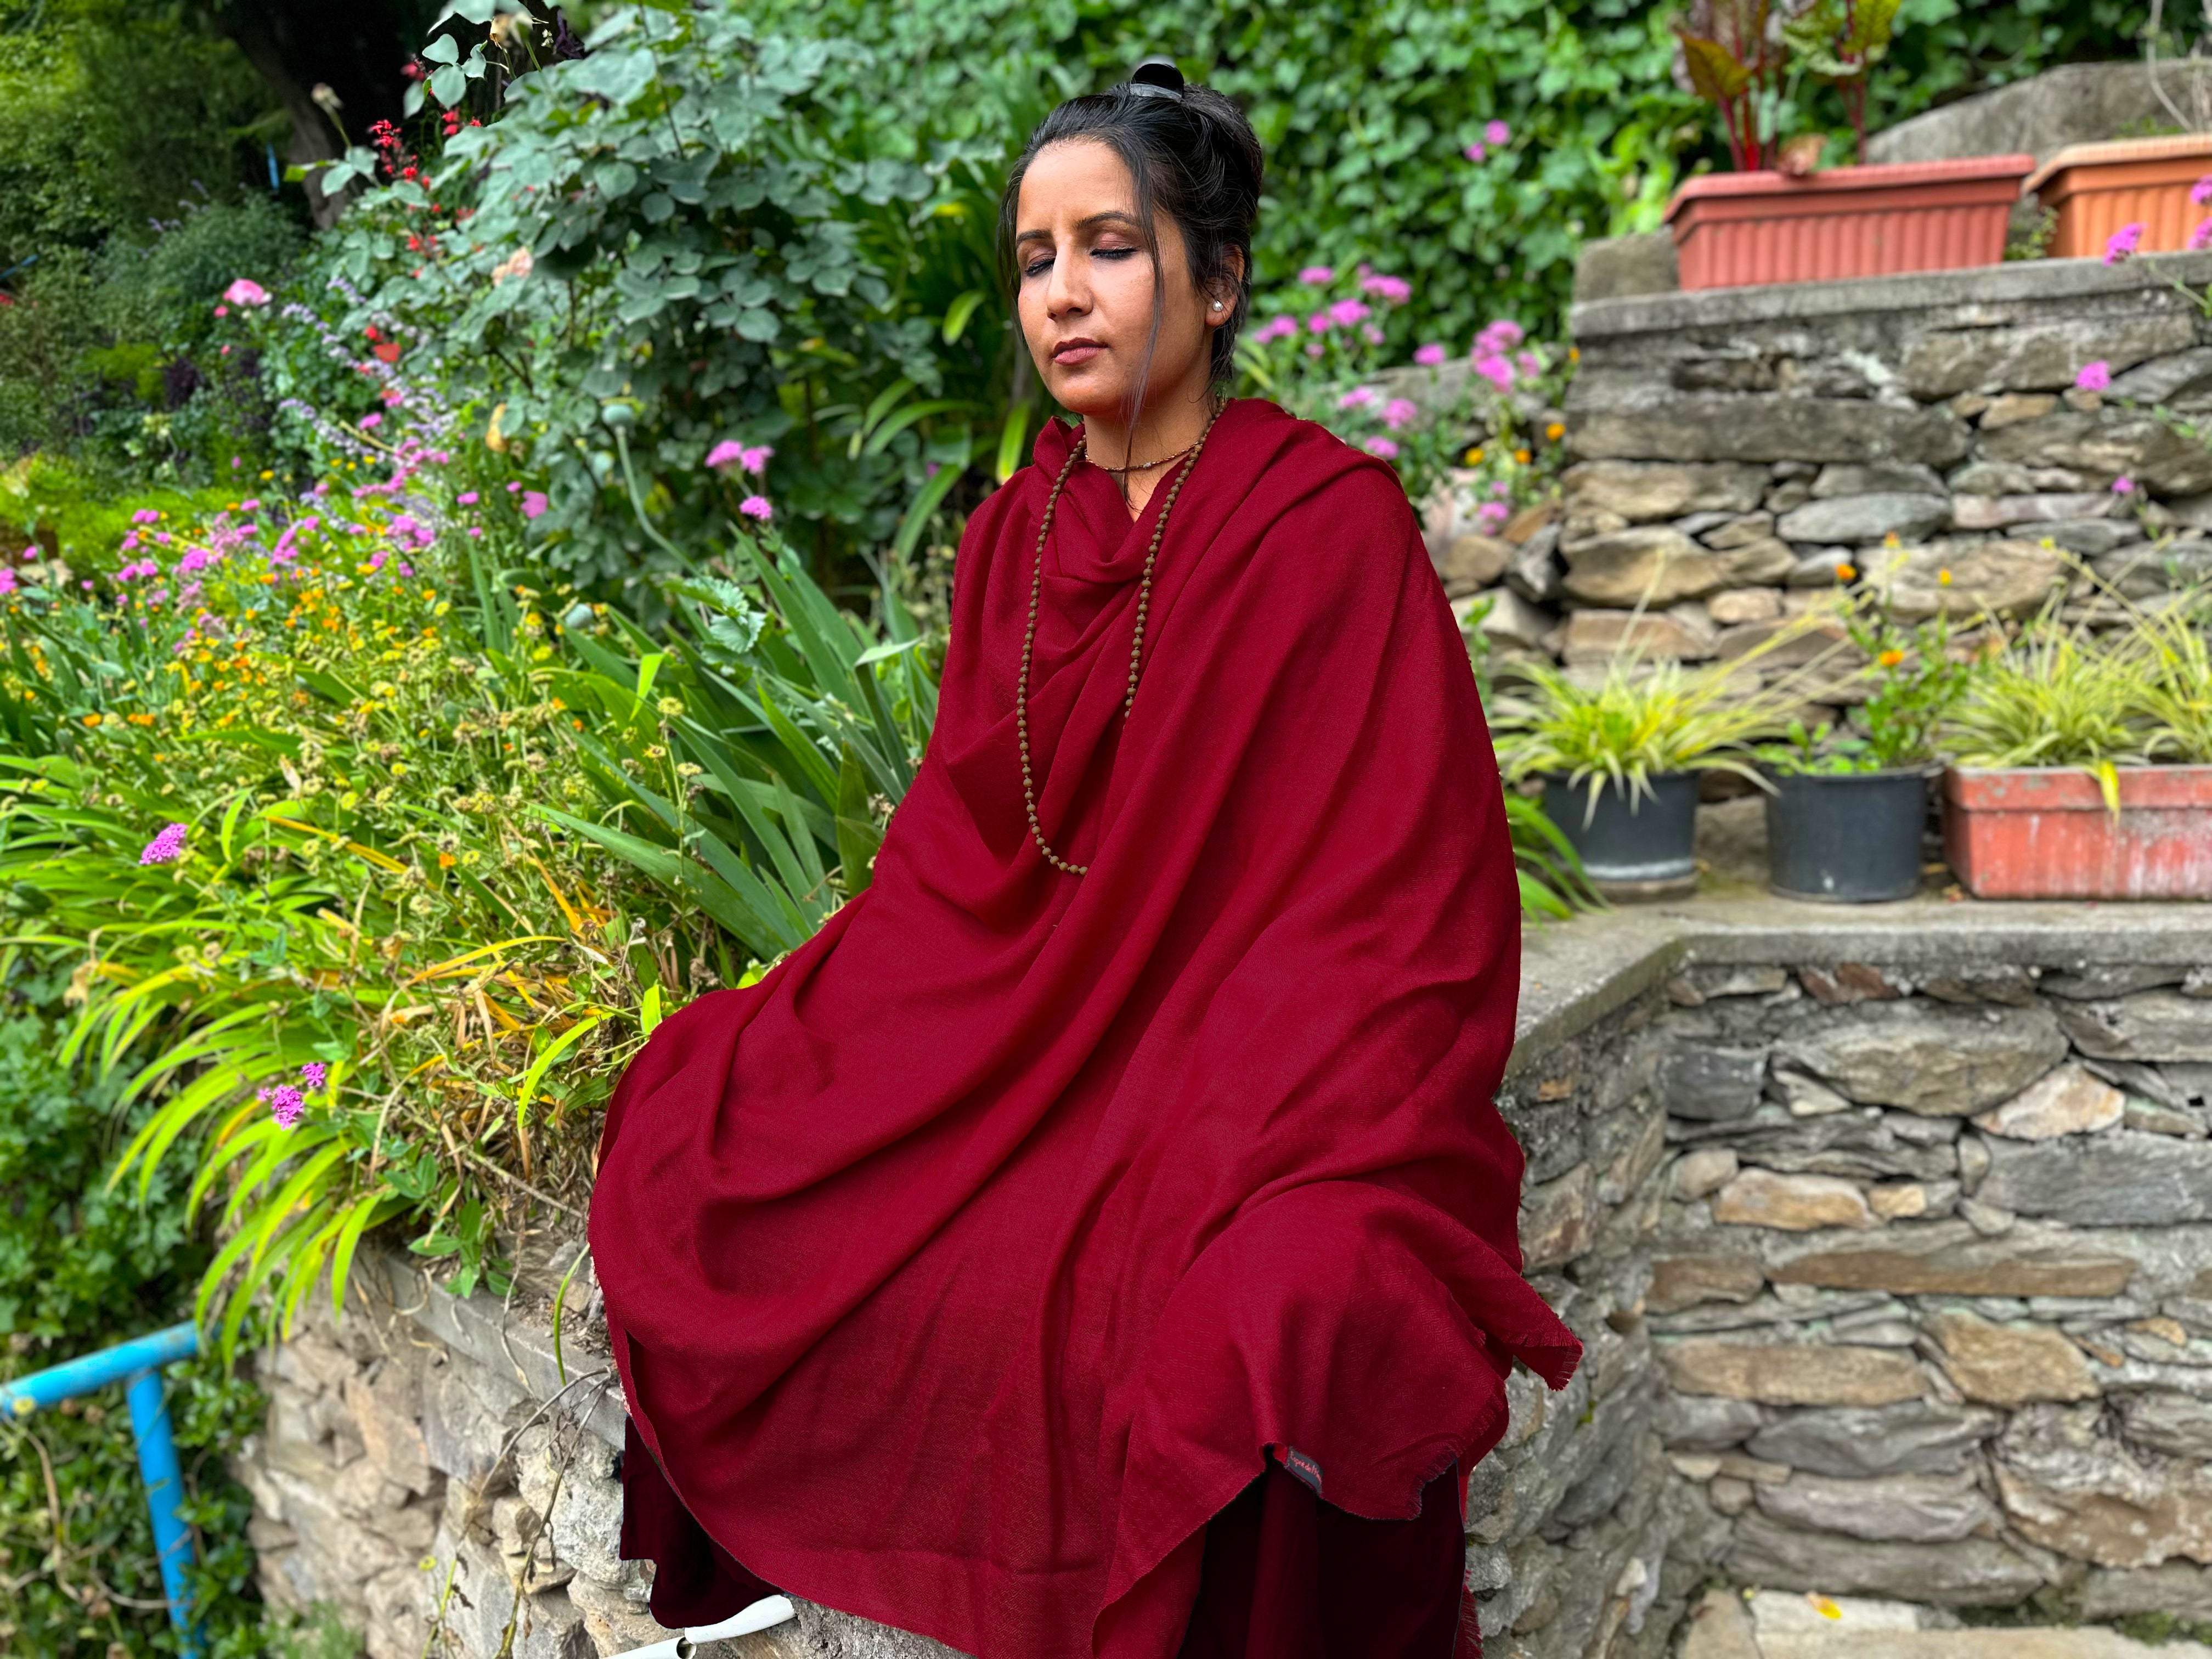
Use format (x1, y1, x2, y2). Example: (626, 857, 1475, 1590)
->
(587, 397, 1582, 1659)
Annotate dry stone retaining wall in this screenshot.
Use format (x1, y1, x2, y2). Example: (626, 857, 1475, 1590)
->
(1423, 253, 2212, 708)
(233, 910, 2212, 1658)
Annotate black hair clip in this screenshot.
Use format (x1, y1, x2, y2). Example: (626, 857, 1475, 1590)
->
(1126, 57, 1184, 100)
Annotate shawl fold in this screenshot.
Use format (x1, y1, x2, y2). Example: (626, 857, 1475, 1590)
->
(588, 397, 1581, 1659)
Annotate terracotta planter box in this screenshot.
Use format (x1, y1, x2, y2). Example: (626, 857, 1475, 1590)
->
(1664, 156, 2036, 291)
(1942, 765, 2212, 900)
(2023, 134, 2212, 259)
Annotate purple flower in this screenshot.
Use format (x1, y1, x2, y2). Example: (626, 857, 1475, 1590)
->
(261, 1085, 305, 1130)
(521, 490, 549, 521)
(2105, 222, 2145, 264)
(1297, 265, 1335, 285)
(1463, 142, 1487, 163)
(1414, 342, 1446, 366)
(1382, 397, 1419, 431)
(1362, 436, 1401, 460)
(705, 439, 746, 471)
(1338, 386, 1378, 409)
(1471, 353, 1516, 391)
(1485, 119, 1511, 146)
(739, 495, 774, 521)
(458, 490, 478, 506)
(300, 1062, 328, 1089)
(2194, 176, 2212, 207)
(1326, 297, 1371, 327)
(2075, 360, 2112, 392)
(2112, 475, 2136, 495)
(1359, 273, 1412, 304)
(139, 823, 188, 865)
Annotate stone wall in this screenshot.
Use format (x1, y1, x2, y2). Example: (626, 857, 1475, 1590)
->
(1424, 253, 2212, 702)
(232, 904, 2212, 1658)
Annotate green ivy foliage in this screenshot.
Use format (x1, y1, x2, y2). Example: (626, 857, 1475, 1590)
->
(314, 4, 1029, 593)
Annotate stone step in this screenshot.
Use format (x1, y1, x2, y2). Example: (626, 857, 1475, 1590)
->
(1681, 1588, 2212, 1659)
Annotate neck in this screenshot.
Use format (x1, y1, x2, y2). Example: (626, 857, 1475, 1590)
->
(1082, 377, 1218, 475)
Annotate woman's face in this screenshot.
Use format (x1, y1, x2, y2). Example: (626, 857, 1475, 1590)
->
(1013, 138, 1224, 424)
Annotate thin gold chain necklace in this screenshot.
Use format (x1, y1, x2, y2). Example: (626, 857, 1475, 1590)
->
(1017, 401, 1224, 876)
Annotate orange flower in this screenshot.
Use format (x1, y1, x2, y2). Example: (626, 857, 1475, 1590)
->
(437, 851, 456, 868)
(80, 712, 101, 727)
(1834, 562, 1857, 582)
(1878, 648, 1905, 668)
(1544, 421, 1565, 442)
(1513, 447, 1532, 465)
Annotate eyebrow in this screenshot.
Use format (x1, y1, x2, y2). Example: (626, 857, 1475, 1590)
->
(1013, 210, 1145, 246)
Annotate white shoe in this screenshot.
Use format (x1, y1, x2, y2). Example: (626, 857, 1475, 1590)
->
(606, 1595, 799, 1657)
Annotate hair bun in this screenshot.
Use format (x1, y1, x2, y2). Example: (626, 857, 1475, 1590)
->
(1126, 57, 1184, 99)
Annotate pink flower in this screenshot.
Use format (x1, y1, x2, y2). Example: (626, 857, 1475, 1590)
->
(739, 495, 774, 521)
(705, 439, 746, 471)
(1338, 386, 1378, 409)
(1307, 311, 1334, 335)
(212, 304, 228, 319)
(458, 490, 478, 505)
(1414, 343, 1446, 366)
(261, 1085, 305, 1129)
(240, 498, 261, 514)
(466, 526, 484, 538)
(359, 412, 383, 430)
(1476, 500, 1511, 531)
(1463, 142, 1487, 163)
(1485, 119, 1511, 145)
(2194, 176, 2212, 207)
(2075, 360, 2111, 392)
(223, 278, 271, 307)
(1471, 353, 1516, 391)
(520, 490, 549, 520)
(1305, 342, 1324, 359)
(1517, 350, 1540, 376)
(0, 569, 15, 596)
(1476, 319, 1525, 351)
(1254, 315, 1297, 343)
(506, 481, 522, 493)
(1382, 397, 1419, 431)
(738, 444, 773, 474)
(2194, 218, 2212, 252)
(139, 823, 188, 865)
(1359, 273, 1412, 304)
(1326, 297, 1370, 327)
(2105, 222, 2145, 264)
(1297, 265, 1334, 285)
(300, 1062, 328, 1090)
(1362, 436, 1401, 460)
(1362, 324, 1384, 345)
(2112, 475, 2136, 494)
(131, 509, 161, 525)
(230, 456, 243, 469)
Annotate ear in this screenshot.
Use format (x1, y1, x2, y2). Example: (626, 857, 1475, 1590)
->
(1204, 249, 1246, 326)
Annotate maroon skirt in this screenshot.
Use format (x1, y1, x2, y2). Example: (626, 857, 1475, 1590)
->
(619, 1418, 1475, 1657)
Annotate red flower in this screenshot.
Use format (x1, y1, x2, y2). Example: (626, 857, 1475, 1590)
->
(373, 341, 402, 364)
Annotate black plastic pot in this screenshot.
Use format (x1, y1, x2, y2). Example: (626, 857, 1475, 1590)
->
(1764, 769, 1931, 902)
(1542, 771, 1700, 900)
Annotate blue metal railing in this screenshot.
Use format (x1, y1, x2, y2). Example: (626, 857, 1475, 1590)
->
(0, 1322, 203, 1656)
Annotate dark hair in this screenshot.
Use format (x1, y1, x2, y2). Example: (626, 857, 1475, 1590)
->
(998, 59, 1264, 389)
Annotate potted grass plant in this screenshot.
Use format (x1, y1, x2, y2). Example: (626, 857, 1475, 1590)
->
(1756, 602, 1970, 902)
(1664, 0, 2033, 290)
(1492, 646, 1805, 900)
(1942, 584, 2212, 899)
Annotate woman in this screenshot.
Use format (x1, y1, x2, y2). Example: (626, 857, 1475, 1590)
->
(589, 59, 1581, 1659)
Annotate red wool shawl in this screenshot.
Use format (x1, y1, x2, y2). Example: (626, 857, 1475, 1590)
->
(588, 397, 1582, 1659)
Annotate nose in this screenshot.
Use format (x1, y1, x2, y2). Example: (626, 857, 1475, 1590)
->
(1045, 242, 1088, 323)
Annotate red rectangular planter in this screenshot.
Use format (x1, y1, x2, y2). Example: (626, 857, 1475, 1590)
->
(2022, 135, 2212, 259)
(1665, 156, 2036, 291)
(1943, 765, 2212, 900)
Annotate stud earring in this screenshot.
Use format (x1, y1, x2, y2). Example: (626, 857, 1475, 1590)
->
(1211, 301, 1223, 311)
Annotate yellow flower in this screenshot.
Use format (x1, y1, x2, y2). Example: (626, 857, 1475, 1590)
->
(1568, 347, 1581, 362)
(1938, 568, 1953, 585)
(1544, 422, 1565, 442)
(1834, 562, 1857, 582)
(1464, 447, 1485, 465)
(259, 470, 274, 481)
(1878, 648, 1905, 668)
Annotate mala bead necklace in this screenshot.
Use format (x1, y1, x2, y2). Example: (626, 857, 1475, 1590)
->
(1017, 399, 1224, 876)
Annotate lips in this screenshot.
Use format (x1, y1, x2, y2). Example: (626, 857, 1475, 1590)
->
(1052, 339, 1104, 366)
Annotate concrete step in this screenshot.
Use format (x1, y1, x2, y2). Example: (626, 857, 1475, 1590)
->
(1681, 1588, 2212, 1659)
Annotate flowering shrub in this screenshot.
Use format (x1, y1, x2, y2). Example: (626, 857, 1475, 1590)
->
(1239, 268, 1573, 521)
